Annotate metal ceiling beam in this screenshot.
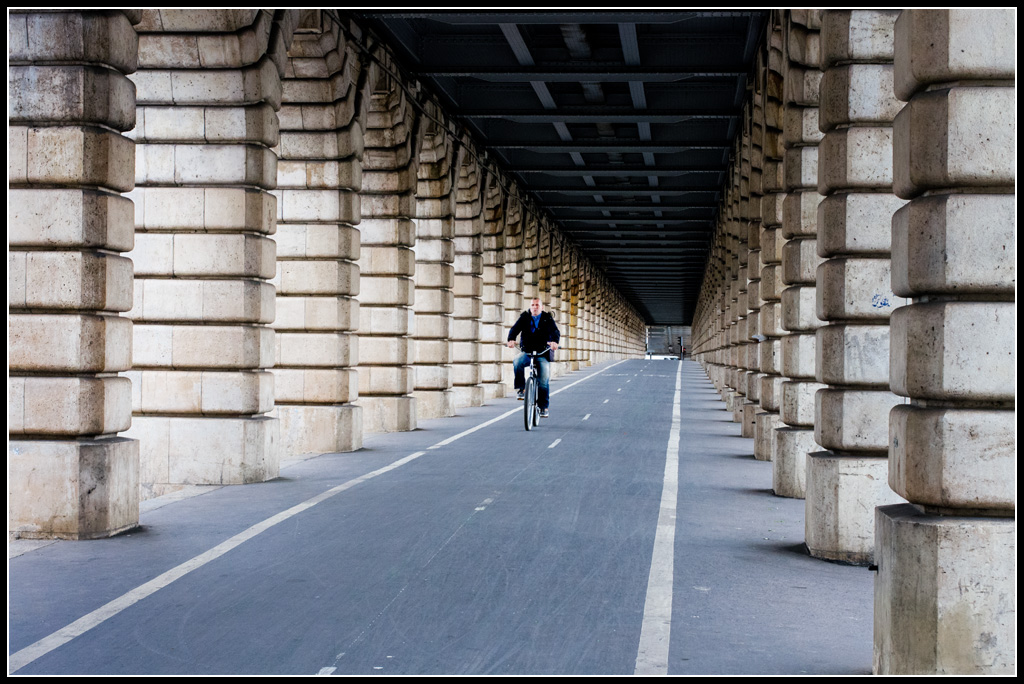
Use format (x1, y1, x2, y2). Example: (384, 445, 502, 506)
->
(455, 109, 736, 123)
(489, 141, 729, 151)
(515, 165, 722, 175)
(423, 67, 747, 81)
(367, 12, 762, 24)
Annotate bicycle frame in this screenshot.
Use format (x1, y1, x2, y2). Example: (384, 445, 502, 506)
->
(517, 346, 545, 430)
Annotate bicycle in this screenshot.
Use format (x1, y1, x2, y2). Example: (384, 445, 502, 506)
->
(517, 347, 545, 431)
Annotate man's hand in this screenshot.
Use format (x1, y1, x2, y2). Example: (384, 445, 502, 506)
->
(548, 342, 559, 351)
(507, 340, 516, 348)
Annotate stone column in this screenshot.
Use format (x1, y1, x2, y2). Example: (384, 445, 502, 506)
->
(273, 14, 362, 455)
(565, 250, 581, 371)
(479, 176, 507, 400)
(773, 11, 825, 498)
(412, 111, 456, 420)
(537, 223, 552, 298)
(357, 57, 418, 433)
(875, 9, 1016, 674)
(501, 197, 525, 386)
(9, 9, 141, 537)
(452, 158, 484, 408)
(806, 10, 907, 563)
(547, 234, 565, 377)
(127, 10, 288, 495)
(755, 164, 786, 460)
(579, 265, 593, 368)
(739, 217, 762, 438)
(742, 33, 778, 437)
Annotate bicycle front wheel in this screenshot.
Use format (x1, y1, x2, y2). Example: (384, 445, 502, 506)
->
(524, 376, 536, 431)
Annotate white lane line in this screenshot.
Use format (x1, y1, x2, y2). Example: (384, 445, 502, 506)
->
(11, 360, 629, 674)
(9, 449, 430, 673)
(634, 361, 683, 676)
(317, 667, 337, 675)
(617, 388, 622, 392)
(547, 439, 561, 449)
(428, 360, 626, 450)
(603, 399, 609, 404)
(582, 414, 591, 421)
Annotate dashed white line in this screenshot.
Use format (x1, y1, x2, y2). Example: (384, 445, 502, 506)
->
(10, 360, 631, 674)
(548, 439, 561, 449)
(604, 399, 609, 404)
(582, 414, 591, 421)
(317, 668, 337, 675)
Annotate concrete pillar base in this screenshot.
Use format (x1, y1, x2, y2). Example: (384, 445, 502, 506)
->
(805, 451, 904, 564)
(874, 504, 1016, 675)
(276, 404, 362, 456)
(754, 411, 782, 461)
(772, 427, 814, 498)
(481, 383, 506, 401)
(740, 401, 758, 438)
(413, 390, 456, 420)
(129, 415, 279, 491)
(453, 385, 485, 409)
(724, 390, 739, 414)
(359, 396, 417, 434)
(9, 437, 139, 539)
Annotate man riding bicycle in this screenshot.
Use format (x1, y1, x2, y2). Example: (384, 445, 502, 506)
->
(506, 298, 560, 417)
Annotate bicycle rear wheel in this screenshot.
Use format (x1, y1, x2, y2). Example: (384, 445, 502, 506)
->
(524, 376, 536, 431)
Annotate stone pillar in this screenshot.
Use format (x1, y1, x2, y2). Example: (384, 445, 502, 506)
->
(357, 57, 418, 433)
(742, 31, 777, 437)
(579, 266, 593, 368)
(9, 9, 141, 537)
(452, 158, 484, 408)
(773, 11, 825, 498)
(127, 10, 288, 495)
(537, 223, 552, 298)
(479, 176, 507, 400)
(501, 197, 525, 386)
(742, 218, 763, 438)
(547, 235, 565, 377)
(412, 110, 456, 420)
(875, 9, 1016, 674)
(273, 13, 362, 455)
(755, 162, 786, 461)
(806, 10, 907, 563)
(565, 250, 581, 371)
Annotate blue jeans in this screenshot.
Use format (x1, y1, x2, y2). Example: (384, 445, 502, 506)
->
(513, 353, 551, 409)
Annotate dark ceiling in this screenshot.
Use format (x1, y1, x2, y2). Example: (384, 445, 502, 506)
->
(349, 11, 769, 325)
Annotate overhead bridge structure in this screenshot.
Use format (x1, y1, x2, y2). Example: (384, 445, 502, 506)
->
(7, 9, 1015, 674)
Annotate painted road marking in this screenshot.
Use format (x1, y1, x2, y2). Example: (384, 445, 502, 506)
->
(11, 359, 629, 674)
(634, 360, 683, 676)
(317, 668, 337, 675)
(9, 450, 430, 673)
(548, 439, 561, 449)
(582, 414, 591, 421)
(604, 399, 609, 404)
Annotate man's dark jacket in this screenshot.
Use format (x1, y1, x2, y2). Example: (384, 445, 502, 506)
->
(508, 310, 561, 358)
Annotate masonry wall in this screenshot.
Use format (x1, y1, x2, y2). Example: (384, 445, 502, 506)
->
(8, 8, 645, 538)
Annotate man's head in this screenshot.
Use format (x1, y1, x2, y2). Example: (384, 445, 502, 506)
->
(529, 298, 543, 316)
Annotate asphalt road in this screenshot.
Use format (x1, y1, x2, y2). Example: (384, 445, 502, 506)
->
(8, 359, 874, 675)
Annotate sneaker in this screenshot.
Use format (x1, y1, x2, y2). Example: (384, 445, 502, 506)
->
(517, 390, 524, 400)
(540, 409, 549, 418)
